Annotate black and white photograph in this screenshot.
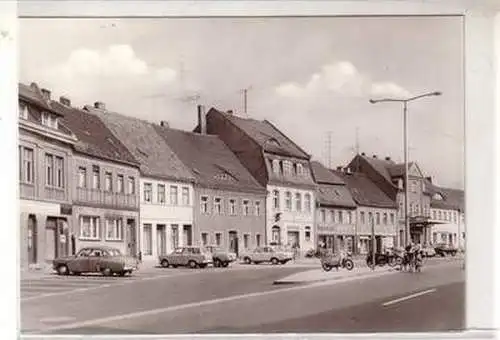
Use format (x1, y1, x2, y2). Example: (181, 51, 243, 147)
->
(2, 1, 499, 338)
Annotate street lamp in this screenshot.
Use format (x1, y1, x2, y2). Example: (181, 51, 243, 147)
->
(369, 91, 442, 248)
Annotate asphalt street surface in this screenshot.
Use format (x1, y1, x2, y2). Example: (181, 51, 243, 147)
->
(21, 257, 464, 335)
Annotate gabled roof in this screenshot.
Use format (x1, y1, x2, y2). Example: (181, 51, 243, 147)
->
(153, 126, 265, 194)
(18, 83, 61, 115)
(50, 101, 138, 166)
(310, 161, 345, 185)
(84, 108, 195, 182)
(316, 184, 357, 209)
(334, 171, 397, 209)
(206, 108, 310, 160)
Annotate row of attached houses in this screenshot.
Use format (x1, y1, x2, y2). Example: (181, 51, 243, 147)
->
(18, 82, 464, 269)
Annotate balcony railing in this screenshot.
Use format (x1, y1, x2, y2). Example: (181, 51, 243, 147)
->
(75, 187, 138, 209)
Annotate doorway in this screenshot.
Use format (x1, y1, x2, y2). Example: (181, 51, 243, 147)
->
(126, 219, 137, 257)
(27, 215, 37, 264)
(157, 224, 167, 256)
(287, 231, 300, 248)
(228, 231, 239, 256)
(183, 225, 192, 246)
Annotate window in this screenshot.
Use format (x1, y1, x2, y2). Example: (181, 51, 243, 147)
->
(438, 211, 442, 220)
(330, 210, 336, 223)
(255, 201, 261, 216)
(105, 218, 123, 241)
(347, 211, 352, 224)
(273, 190, 280, 210)
(19, 102, 28, 119)
(229, 199, 236, 215)
(20, 147, 34, 184)
(285, 191, 292, 211)
(243, 200, 250, 216)
(376, 212, 380, 225)
(53, 156, 64, 188)
(201, 196, 209, 214)
(78, 167, 87, 188)
(143, 183, 152, 203)
(45, 154, 54, 186)
(304, 193, 312, 212)
(272, 159, 280, 174)
(283, 161, 292, 175)
(41, 112, 50, 127)
(411, 181, 417, 193)
(201, 233, 208, 246)
(390, 213, 395, 224)
(143, 224, 152, 255)
(320, 209, 326, 223)
(296, 163, 303, 176)
(305, 226, 311, 242)
(80, 216, 100, 240)
(214, 197, 222, 214)
(432, 210, 436, 220)
(244, 234, 250, 249)
(295, 193, 302, 212)
(117, 175, 124, 193)
(252, 234, 260, 247)
(215, 233, 222, 246)
(128, 177, 135, 194)
(383, 213, 388, 225)
(368, 212, 373, 224)
(338, 210, 343, 224)
(360, 211, 365, 224)
(92, 165, 100, 189)
(170, 186, 178, 205)
(104, 172, 112, 191)
(157, 184, 165, 204)
(182, 187, 190, 205)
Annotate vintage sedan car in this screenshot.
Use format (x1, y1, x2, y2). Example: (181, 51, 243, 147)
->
(434, 243, 458, 257)
(204, 245, 237, 267)
(240, 246, 294, 265)
(421, 245, 436, 258)
(159, 246, 212, 269)
(52, 246, 139, 276)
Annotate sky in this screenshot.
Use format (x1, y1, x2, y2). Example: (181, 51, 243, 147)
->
(19, 16, 464, 189)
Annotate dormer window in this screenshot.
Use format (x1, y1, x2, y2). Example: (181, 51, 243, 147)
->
(296, 163, 303, 176)
(432, 193, 444, 201)
(283, 160, 292, 175)
(19, 102, 28, 119)
(41, 112, 58, 129)
(272, 159, 280, 174)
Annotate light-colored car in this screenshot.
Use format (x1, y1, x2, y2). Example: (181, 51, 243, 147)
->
(204, 245, 237, 267)
(52, 246, 139, 277)
(159, 246, 212, 269)
(240, 246, 294, 265)
(421, 246, 436, 258)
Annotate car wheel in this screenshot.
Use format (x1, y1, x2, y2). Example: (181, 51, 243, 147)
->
(161, 259, 169, 268)
(222, 262, 229, 268)
(322, 263, 333, 272)
(271, 258, 279, 265)
(188, 260, 198, 269)
(344, 259, 354, 271)
(102, 268, 113, 277)
(244, 257, 251, 265)
(214, 259, 222, 268)
(57, 265, 69, 276)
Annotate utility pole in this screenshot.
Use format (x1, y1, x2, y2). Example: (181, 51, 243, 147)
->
(327, 131, 332, 168)
(371, 214, 376, 271)
(241, 86, 252, 116)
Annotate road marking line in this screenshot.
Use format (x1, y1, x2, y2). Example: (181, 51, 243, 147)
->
(40, 316, 76, 324)
(28, 268, 399, 334)
(20, 271, 217, 303)
(382, 288, 437, 306)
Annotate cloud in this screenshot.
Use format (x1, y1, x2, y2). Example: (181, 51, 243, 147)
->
(275, 60, 411, 99)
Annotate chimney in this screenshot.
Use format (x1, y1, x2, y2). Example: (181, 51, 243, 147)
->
(160, 121, 169, 128)
(372, 155, 377, 159)
(426, 176, 432, 183)
(361, 152, 366, 156)
(94, 101, 106, 110)
(226, 110, 234, 115)
(59, 96, 71, 106)
(198, 105, 207, 134)
(41, 88, 51, 100)
(385, 156, 391, 161)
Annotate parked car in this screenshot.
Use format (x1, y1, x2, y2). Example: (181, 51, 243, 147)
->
(240, 246, 294, 265)
(421, 245, 436, 257)
(159, 246, 212, 269)
(52, 246, 139, 277)
(434, 243, 458, 257)
(204, 245, 237, 267)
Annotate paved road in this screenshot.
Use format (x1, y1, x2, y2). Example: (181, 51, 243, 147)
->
(22, 257, 464, 335)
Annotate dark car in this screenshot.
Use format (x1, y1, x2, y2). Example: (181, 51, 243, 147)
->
(52, 246, 139, 276)
(434, 243, 458, 257)
(204, 245, 237, 267)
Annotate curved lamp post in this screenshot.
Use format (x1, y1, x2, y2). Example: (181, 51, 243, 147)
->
(369, 91, 442, 247)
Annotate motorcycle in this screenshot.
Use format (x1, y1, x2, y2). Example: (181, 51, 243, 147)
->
(321, 251, 354, 272)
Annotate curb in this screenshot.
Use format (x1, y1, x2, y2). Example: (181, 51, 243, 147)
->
(273, 267, 395, 285)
